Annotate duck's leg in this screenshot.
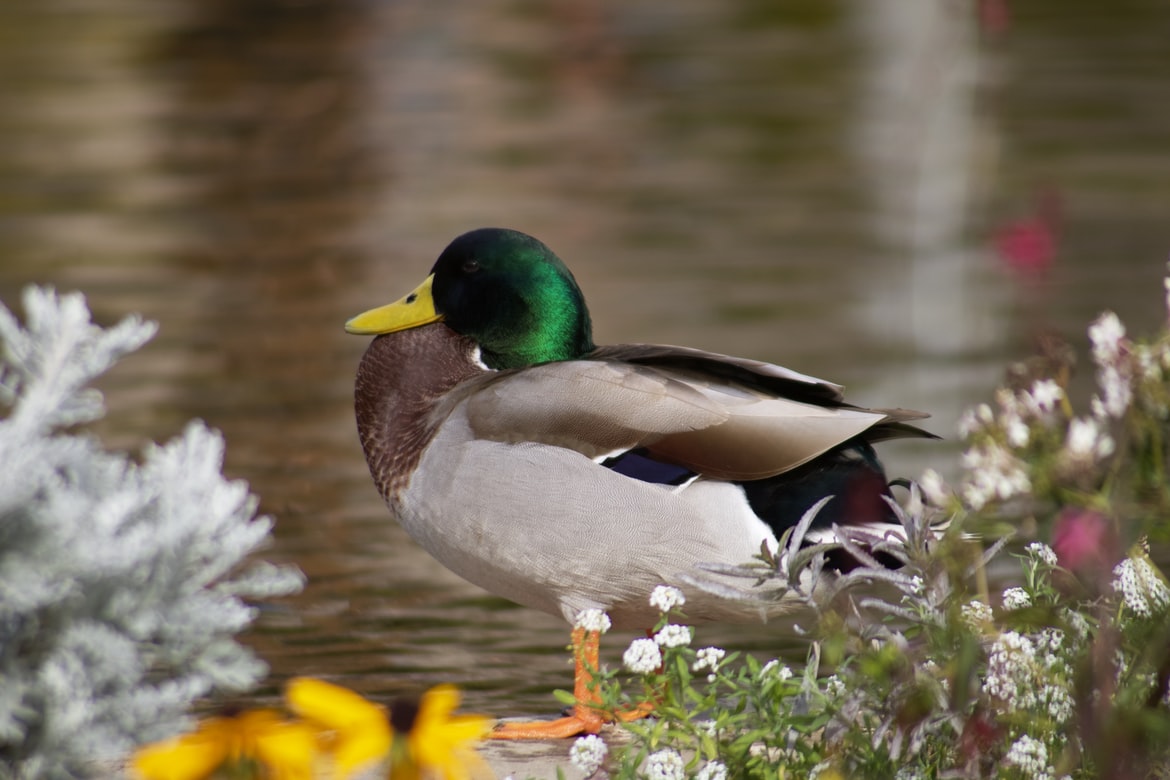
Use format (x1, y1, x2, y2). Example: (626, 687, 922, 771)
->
(489, 627, 606, 740)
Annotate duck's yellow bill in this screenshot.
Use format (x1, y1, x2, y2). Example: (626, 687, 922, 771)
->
(345, 274, 444, 335)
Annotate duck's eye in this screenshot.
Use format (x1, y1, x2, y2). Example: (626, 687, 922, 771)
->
(462, 259, 480, 274)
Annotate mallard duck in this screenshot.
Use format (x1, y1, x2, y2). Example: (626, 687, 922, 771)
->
(345, 228, 935, 738)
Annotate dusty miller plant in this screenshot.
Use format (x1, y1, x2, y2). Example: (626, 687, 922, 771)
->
(0, 287, 303, 779)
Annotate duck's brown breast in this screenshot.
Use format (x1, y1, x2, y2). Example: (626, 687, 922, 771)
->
(354, 323, 485, 500)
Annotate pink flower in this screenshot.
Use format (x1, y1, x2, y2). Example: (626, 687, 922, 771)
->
(1052, 508, 1117, 579)
(993, 192, 1061, 280)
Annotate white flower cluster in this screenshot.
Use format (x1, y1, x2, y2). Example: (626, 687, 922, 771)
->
(574, 608, 612, 634)
(1088, 311, 1132, 419)
(957, 402, 996, 439)
(959, 442, 1032, 510)
(961, 600, 994, 628)
(649, 585, 686, 612)
(693, 718, 718, 738)
(1002, 587, 1032, 611)
(653, 624, 692, 648)
(695, 761, 728, 780)
(1026, 379, 1065, 417)
(1112, 556, 1170, 617)
(641, 748, 685, 780)
(569, 734, 608, 775)
(693, 647, 726, 682)
(1026, 542, 1058, 568)
(984, 631, 1073, 724)
(623, 638, 662, 675)
(1064, 608, 1092, 639)
(1037, 629, 1067, 671)
(959, 379, 1064, 444)
(1003, 734, 1055, 780)
(760, 659, 793, 681)
(917, 468, 951, 506)
(823, 674, 846, 699)
(1063, 416, 1115, 468)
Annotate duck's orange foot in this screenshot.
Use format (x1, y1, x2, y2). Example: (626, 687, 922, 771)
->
(488, 701, 655, 740)
(489, 708, 605, 740)
(615, 700, 656, 723)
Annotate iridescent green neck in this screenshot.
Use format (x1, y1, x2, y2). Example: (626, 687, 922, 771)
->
(473, 253, 593, 369)
(429, 228, 595, 370)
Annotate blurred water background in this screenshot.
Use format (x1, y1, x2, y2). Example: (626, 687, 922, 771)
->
(1, 0, 1168, 716)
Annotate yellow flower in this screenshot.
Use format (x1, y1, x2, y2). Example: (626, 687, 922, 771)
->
(390, 685, 493, 780)
(132, 708, 317, 780)
(285, 677, 393, 780)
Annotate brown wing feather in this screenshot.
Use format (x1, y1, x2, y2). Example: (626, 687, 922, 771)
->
(462, 350, 935, 480)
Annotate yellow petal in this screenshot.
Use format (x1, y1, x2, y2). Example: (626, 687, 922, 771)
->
(286, 678, 386, 732)
(413, 686, 460, 730)
(409, 687, 493, 780)
(331, 725, 392, 780)
(254, 719, 321, 780)
(286, 678, 392, 780)
(132, 731, 228, 780)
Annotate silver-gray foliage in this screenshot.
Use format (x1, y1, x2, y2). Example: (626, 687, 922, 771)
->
(0, 287, 305, 779)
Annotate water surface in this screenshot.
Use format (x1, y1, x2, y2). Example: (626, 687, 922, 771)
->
(1, 0, 1168, 715)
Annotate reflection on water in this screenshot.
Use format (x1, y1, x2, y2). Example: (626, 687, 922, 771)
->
(1, 0, 1169, 716)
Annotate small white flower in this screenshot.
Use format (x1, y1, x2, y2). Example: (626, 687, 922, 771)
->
(917, 468, 950, 506)
(957, 408, 981, 439)
(1043, 682, 1075, 724)
(1089, 314, 1125, 363)
(1043, 626, 1071, 673)
(653, 624, 692, 648)
(574, 608, 612, 634)
(1002, 587, 1032, 611)
(693, 718, 718, 738)
(693, 646, 726, 679)
(760, 659, 793, 681)
(1065, 417, 1115, 461)
(695, 761, 728, 780)
(823, 674, 846, 699)
(1027, 542, 1058, 568)
(1087, 312, 1133, 419)
(961, 599, 993, 627)
(1026, 379, 1064, 416)
(1006, 416, 1030, 448)
(1004, 734, 1052, 777)
(569, 734, 608, 775)
(623, 637, 662, 674)
(641, 748, 685, 780)
(648, 585, 686, 612)
(907, 575, 925, 596)
(1096, 366, 1133, 418)
(1089, 311, 1126, 363)
(1064, 608, 1091, 639)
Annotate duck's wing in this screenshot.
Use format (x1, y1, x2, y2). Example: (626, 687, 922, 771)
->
(595, 342, 937, 443)
(590, 343, 847, 406)
(458, 350, 927, 481)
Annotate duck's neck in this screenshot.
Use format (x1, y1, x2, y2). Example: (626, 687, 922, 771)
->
(354, 324, 485, 500)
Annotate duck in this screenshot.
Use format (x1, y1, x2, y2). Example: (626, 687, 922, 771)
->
(345, 227, 936, 739)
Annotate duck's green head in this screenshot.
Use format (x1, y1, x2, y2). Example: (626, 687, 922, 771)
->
(345, 228, 595, 369)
